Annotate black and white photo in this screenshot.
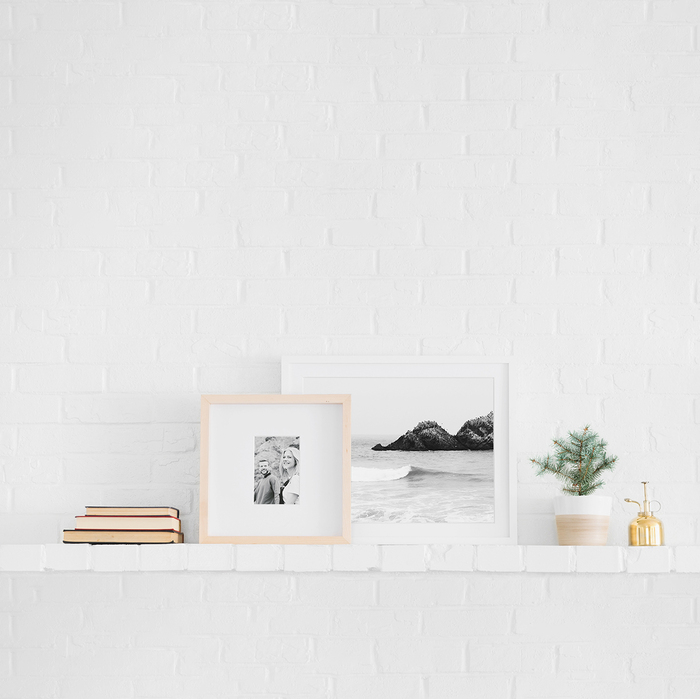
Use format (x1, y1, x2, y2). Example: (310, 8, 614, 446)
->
(283, 358, 514, 543)
(253, 436, 301, 505)
(350, 378, 494, 524)
(293, 376, 494, 524)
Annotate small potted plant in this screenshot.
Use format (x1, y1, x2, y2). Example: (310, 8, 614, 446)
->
(531, 426, 617, 545)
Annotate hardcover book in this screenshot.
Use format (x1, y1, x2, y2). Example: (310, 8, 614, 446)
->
(63, 530, 184, 544)
(85, 506, 179, 518)
(75, 516, 181, 532)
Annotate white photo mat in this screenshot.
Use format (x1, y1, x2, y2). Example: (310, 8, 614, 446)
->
(200, 395, 351, 544)
(282, 357, 515, 544)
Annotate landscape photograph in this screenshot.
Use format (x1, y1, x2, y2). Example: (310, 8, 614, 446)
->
(304, 375, 495, 524)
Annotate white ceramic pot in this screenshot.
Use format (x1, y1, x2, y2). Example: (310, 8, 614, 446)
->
(554, 495, 612, 546)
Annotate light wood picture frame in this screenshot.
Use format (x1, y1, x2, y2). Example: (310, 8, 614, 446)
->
(200, 394, 351, 544)
(282, 357, 515, 545)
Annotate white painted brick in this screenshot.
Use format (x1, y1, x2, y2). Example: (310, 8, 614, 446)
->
(286, 129, 337, 159)
(336, 104, 421, 133)
(376, 307, 465, 336)
(329, 336, 420, 356)
(476, 546, 523, 572)
(197, 364, 279, 393)
(314, 66, 373, 102)
(428, 676, 510, 696)
(0, 544, 42, 571)
(376, 636, 464, 673)
(379, 248, 462, 276)
(674, 546, 700, 573)
(332, 279, 420, 306)
(516, 277, 604, 305)
(238, 219, 324, 247)
(423, 278, 512, 305)
(650, 246, 700, 275)
(332, 544, 379, 572)
(292, 190, 371, 218)
(377, 190, 464, 219)
(469, 247, 520, 275)
(576, 546, 624, 573)
(332, 36, 419, 66)
(420, 160, 476, 188)
(470, 4, 523, 32)
(283, 545, 331, 572)
(284, 307, 372, 336)
(67, 336, 155, 364)
(426, 607, 510, 637)
(424, 220, 509, 246)
(626, 547, 672, 573)
(0, 395, 61, 424)
(605, 337, 690, 365)
(377, 67, 463, 101)
(288, 249, 375, 277)
(185, 544, 233, 571)
(603, 395, 690, 425)
(424, 37, 510, 64)
(336, 676, 421, 699)
(90, 545, 140, 572)
(245, 278, 331, 306)
(195, 308, 281, 335)
(606, 277, 693, 305)
(378, 6, 465, 35)
(525, 546, 574, 572)
(381, 545, 427, 572)
(297, 5, 374, 34)
(470, 643, 521, 672)
(44, 544, 90, 571)
(514, 336, 601, 364)
(13, 249, 101, 277)
(17, 365, 103, 394)
(139, 544, 187, 571)
(427, 544, 475, 571)
(385, 133, 462, 159)
(559, 306, 644, 336)
(235, 545, 283, 572)
(429, 103, 511, 131)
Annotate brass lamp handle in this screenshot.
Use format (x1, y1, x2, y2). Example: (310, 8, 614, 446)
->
(650, 500, 661, 513)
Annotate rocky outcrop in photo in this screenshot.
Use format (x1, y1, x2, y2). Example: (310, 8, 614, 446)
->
(372, 412, 493, 451)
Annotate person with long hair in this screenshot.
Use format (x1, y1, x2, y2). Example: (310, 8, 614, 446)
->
(280, 447, 300, 505)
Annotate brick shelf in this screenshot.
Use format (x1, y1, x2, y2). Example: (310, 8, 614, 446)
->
(0, 544, 698, 573)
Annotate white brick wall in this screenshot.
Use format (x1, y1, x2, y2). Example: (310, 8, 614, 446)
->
(2, 0, 700, 694)
(1, 569, 700, 698)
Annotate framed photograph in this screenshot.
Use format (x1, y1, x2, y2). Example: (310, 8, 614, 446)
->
(282, 357, 515, 544)
(199, 394, 351, 544)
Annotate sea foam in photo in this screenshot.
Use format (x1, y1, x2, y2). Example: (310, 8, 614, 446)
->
(351, 429, 494, 524)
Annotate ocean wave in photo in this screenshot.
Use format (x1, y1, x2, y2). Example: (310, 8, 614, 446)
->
(351, 436, 495, 524)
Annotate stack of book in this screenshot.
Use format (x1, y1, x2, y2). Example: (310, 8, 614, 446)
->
(63, 506, 183, 544)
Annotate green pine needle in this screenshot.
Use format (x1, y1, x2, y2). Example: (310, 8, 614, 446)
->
(531, 425, 617, 496)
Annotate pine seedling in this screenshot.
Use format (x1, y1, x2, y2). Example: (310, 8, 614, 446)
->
(530, 426, 617, 496)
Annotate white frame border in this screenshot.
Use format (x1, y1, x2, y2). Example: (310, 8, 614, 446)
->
(282, 357, 516, 545)
(200, 394, 352, 544)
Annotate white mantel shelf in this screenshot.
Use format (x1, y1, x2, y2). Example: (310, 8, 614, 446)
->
(0, 544, 699, 573)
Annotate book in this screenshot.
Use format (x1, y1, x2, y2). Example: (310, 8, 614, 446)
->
(85, 506, 179, 518)
(63, 530, 184, 544)
(75, 516, 181, 532)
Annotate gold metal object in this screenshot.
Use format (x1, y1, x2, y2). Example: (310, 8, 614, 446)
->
(624, 482, 664, 546)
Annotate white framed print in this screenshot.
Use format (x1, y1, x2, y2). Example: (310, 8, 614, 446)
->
(282, 358, 515, 544)
(199, 394, 351, 544)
